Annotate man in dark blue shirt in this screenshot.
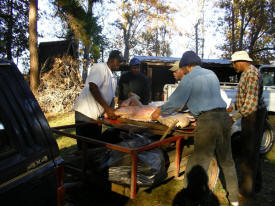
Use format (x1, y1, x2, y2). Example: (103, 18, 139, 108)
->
(151, 51, 239, 206)
(118, 58, 150, 105)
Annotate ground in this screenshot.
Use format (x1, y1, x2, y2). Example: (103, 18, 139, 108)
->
(48, 112, 275, 206)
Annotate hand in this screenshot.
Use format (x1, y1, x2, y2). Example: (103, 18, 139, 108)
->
(151, 107, 161, 121)
(227, 106, 233, 114)
(105, 107, 117, 120)
(230, 116, 235, 125)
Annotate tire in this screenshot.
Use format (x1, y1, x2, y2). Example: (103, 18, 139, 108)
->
(260, 120, 275, 155)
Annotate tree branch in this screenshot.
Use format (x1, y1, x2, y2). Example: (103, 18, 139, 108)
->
(252, 47, 275, 53)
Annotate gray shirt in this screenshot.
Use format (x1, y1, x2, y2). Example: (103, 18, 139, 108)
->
(161, 66, 226, 118)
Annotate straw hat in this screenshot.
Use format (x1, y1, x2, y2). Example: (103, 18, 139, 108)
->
(231, 51, 253, 62)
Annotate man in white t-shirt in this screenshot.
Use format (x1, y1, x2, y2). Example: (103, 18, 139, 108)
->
(73, 50, 124, 150)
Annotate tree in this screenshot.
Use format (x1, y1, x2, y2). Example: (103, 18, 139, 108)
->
(138, 25, 172, 56)
(53, 0, 106, 81)
(54, 0, 105, 52)
(83, 0, 103, 82)
(0, 0, 29, 61)
(112, 0, 176, 61)
(29, 0, 39, 96)
(217, 0, 274, 63)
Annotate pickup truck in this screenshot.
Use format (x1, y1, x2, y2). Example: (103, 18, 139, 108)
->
(0, 60, 65, 206)
(162, 65, 275, 155)
(220, 65, 275, 112)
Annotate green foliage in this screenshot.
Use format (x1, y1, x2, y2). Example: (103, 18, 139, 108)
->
(53, 0, 106, 63)
(90, 44, 101, 62)
(54, 0, 105, 47)
(217, 0, 274, 64)
(55, 0, 93, 46)
(0, 0, 29, 60)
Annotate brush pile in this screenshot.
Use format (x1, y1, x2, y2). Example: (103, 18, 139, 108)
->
(37, 55, 83, 114)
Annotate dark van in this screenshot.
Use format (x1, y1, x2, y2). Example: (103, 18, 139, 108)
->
(0, 60, 64, 206)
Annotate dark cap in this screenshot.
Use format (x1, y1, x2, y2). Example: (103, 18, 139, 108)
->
(179, 51, 201, 67)
(129, 58, 141, 66)
(109, 50, 125, 63)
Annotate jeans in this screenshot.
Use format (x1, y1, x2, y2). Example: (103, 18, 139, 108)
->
(239, 108, 266, 196)
(184, 108, 239, 202)
(75, 111, 102, 150)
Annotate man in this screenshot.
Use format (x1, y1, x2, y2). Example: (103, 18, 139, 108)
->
(73, 50, 124, 149)
(118, 57, 150, 105)
(169, 60, 182, 80)
(151, 51, 239, 206)
(227, 51, 266, 198)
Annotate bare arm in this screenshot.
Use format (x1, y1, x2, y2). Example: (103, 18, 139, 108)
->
(89, 82, 117, 119)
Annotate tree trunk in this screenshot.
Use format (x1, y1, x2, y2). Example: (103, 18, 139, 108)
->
(123, 28, 130, 62)
(201, 0, 205, 59)
(124, 42, 129, 62)
(29, 0, 39, 96)
(231, 0, 236, 53)
(6, 0, 13, 60)
(239, 7, 245, 50)
(82, 0, 93, 83)
(248, 1, 265, 58)
(195, 21, 199, 55)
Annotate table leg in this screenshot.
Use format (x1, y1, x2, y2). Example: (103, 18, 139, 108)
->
(175, 139, 181, 179)
(130, 152, 138, 199)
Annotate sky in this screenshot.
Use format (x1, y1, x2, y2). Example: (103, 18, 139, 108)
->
(36, 0, 226, 62)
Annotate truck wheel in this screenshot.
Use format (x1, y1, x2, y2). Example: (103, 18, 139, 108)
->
(260, 120, 275, 155)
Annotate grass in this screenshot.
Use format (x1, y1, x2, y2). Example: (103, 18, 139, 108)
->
(47, 111, 77, 156)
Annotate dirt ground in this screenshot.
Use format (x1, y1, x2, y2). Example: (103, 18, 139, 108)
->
(60, 115, 275, 206)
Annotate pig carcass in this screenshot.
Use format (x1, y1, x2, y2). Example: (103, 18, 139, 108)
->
(114, 105, 194, 128)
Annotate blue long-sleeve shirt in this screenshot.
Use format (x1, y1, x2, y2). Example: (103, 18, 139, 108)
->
(161, 66, 226, 118)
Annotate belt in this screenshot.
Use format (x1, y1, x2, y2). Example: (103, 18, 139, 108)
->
(199, 108, 226, 116)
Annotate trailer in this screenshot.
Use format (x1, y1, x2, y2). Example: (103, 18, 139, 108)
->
(52, 118, 219, 199)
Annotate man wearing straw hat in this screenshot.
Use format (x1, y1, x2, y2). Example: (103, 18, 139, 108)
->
(227, 51, 266, 200)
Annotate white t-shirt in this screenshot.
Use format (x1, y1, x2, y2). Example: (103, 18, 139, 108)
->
(73, 63, 117, 119)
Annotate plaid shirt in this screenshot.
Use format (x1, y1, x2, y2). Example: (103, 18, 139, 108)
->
(232, 65, 265, 120)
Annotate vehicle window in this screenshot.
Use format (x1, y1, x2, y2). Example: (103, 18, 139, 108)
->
(0, 121, 16, 160)
(263, 72, 274, 86)
(228, 75, 239, 83)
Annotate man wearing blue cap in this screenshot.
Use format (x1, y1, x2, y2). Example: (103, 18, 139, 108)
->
(118, 57, 150, 105)
(151, 51, 239, 206)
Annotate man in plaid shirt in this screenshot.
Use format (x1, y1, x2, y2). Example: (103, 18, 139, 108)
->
(227, 51, 266, 200)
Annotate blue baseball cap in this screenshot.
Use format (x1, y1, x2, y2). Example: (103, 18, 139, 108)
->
(179, 51, 201, 67)
(129, 58, 141, 66)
